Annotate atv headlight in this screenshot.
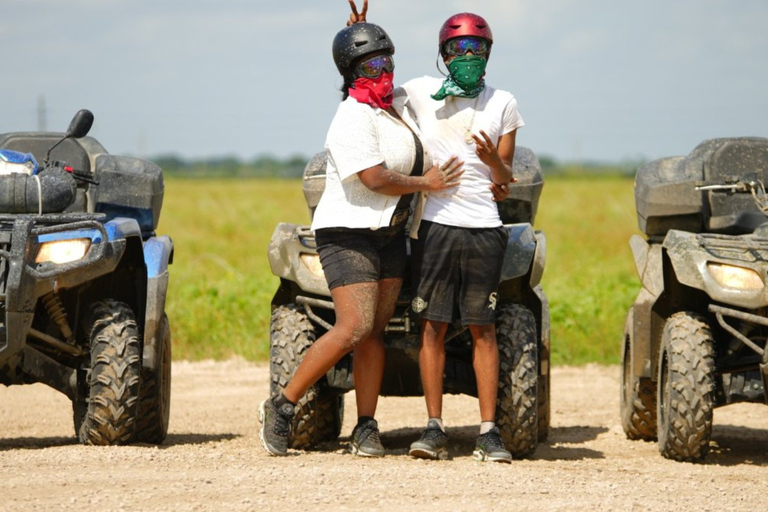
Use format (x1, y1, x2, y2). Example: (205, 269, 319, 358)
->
(707, 263, 764, 291)
(300, 253, 324, 278)
(36, 238, 91, 264)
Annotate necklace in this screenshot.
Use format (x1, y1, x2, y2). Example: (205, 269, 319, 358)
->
(460, 96, 480, 144)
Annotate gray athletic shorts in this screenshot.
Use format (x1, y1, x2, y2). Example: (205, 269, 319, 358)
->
(315, 223, 407, 290)
(410, 220, 508, 325)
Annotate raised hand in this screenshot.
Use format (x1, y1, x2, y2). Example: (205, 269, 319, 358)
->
(347, 0, 368, 26)
(471, 130, 504, 170)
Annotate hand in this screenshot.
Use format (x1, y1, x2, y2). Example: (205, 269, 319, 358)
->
(471, 130, 505, 169)
(491, 182, 510, 202)
(423, 156, 464, 191)
(347, 0, 368, 26)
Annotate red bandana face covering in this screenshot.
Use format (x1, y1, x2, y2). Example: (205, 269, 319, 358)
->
(348, 72, 394, 110)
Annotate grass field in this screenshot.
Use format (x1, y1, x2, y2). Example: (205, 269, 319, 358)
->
(159, 175, 641, 365)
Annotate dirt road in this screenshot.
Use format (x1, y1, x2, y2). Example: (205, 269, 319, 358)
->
(2, 360, 768, 511)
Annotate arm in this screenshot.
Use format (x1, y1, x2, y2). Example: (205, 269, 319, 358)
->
(358, 156, 464, 196)
(473, 129, 516, 185)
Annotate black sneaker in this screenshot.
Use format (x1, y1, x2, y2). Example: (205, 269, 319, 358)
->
(473, 426, 512, 463)
(350, 418, 385, 458)
(409, 419, 449, 460)
(258, 398, 295, 456)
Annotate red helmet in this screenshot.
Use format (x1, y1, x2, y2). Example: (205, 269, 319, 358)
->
(438, 12, 493, 50)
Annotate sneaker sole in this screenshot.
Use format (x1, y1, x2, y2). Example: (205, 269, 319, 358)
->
(350, 443, 385, 458)
(472, 449, 512, 464)
(409, 447, 449, 461)
(258, 400, 287, 457)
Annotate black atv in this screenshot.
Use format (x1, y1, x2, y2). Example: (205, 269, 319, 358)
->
(622, 137, 768, 461)
(268, 148, 550, 458)
(0, 110, 173, 445)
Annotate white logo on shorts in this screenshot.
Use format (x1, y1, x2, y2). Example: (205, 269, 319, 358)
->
(488, 292, 498, 311)
(412, 297, 428, 313)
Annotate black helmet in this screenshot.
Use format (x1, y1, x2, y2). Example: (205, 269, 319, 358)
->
(332, 23, 395, 76)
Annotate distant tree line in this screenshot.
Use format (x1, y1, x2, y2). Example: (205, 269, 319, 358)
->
(155, 154, 309, 178)
(154, 153, 644, 178)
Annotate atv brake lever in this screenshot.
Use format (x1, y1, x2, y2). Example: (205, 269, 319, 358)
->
(695, 183, 748, 192)
(71, 172, 99, 185)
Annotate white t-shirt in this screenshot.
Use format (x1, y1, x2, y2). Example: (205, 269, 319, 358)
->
(395, 76, 525, 228)
(311, 98, 420, 231)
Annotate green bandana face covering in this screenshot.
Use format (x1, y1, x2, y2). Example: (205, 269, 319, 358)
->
(431, 55, 487, 100)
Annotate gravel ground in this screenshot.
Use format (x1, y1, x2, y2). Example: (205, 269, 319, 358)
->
(1, 360, 768, 511)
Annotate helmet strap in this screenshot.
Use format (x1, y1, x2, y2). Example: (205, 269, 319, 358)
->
(435, 49, 448, 78)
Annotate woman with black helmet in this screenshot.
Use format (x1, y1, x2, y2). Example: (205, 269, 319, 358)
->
(258, 20, 464, 458)
(348, 2, 524, 463)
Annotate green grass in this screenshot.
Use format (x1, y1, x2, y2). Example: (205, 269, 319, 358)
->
(159, 175, 641, 365)
(158, 178, 309, 361)
(535, 175, 640, 365)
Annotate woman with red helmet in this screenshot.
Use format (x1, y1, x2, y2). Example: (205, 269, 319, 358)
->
(258, 18, 465, 459)
(348, 1, 524, 464)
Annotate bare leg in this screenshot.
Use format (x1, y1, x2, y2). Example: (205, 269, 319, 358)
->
(354, 277, 403, 417)
(282, 282, 377, 403)
(469, 323, 499, 423)
(419, 319, 449, 419)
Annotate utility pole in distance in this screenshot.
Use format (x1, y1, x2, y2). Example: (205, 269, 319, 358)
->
(37, 95, 47, 132)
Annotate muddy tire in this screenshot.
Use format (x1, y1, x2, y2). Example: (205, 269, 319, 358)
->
(270, 304, 343, 449)
(657, 312, 715, 462)
(495, 303, 538, 458)
(132, 313, 172, 444)
(620, 321, 657, 441)
(75, 300, 142, 445)
(537, 366, 550, 442)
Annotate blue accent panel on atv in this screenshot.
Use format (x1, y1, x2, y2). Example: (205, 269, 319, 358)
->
(37, 217, 141, 244)
(103, 218, 142, 242)
(0, 149, 38, 174)
(36, 228, 102, 244)
(97, 205, 155, 234)
(143, 236, 174, 278)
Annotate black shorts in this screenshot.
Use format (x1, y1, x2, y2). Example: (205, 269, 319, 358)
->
(411, 220, 508, 325)
(315, 224, 407, 290)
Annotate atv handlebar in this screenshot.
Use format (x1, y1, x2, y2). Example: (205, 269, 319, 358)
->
(47, 160, 99, 185)
(696, 178, 768, 214)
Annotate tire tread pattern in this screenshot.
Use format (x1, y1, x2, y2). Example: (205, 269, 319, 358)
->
(132, 314, 172, 444)
(78, 300, 142, 445)
(496, 303, 539, 459)
(270, 304, 343, 449)
(658, 312, 715, 462)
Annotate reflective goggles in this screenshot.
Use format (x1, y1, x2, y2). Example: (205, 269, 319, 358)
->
(354, 54, 395, 79)
(443, 36, 490, 56)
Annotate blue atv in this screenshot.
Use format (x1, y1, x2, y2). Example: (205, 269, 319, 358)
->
(0, 110, 173, 445)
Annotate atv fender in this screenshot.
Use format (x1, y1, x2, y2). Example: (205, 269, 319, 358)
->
(268, 223, 329, 297)
(628, 236, 665, 379)
(500, 223, 543, 286)
(142, 235, 174, 371)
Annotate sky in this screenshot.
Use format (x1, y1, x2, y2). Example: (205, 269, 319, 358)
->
(2, 0, 766, 164)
